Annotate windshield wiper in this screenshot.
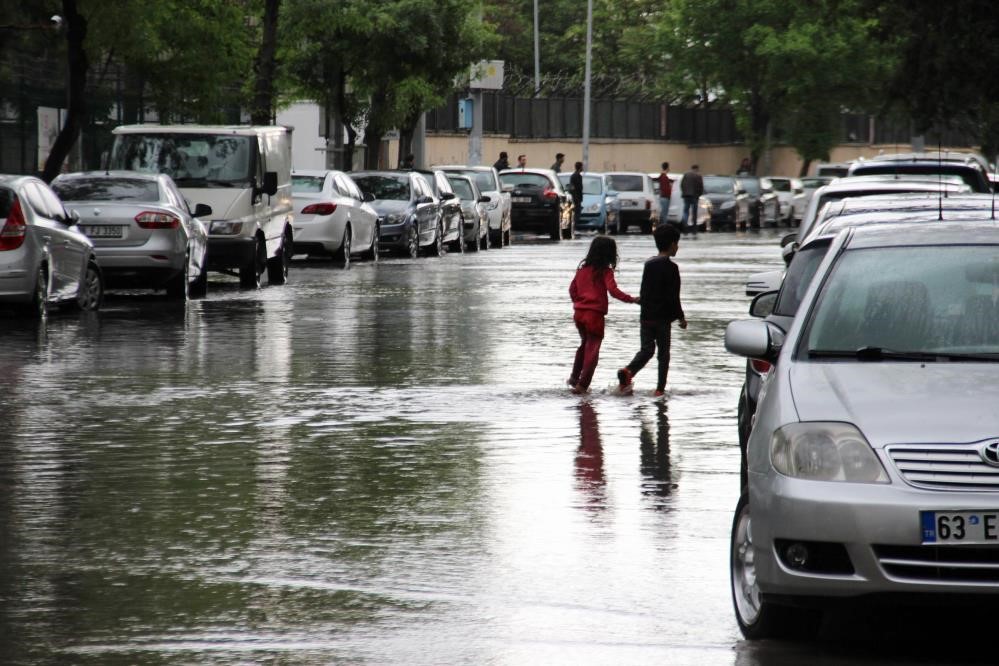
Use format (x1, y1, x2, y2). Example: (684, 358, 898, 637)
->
(809, 347, 999, 362)
(173, 177, 238, 188)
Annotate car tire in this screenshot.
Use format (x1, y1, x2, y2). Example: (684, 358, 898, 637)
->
(468, 219, 480, 252)
(332, 224, 352, 269)
(239, 235, 265, 288)
(481, 224, 490, 250)
(75, 260, 104, 311)
(360, 223, 379, 262)
(268, 228, 293, 283)
(731, 493, 821, 640)
(425, 220, 445, 257)
(29, 263, 50, 319)
(549, 215, 561, 241)
(450, 217, 465, 253)
(166, 253, 190, 300)
(190, 261, 209, 298)
(404, 224, 419, 258)
(504, 226, 511, 246)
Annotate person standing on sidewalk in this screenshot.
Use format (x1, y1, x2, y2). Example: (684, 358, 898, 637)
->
(568, 236, 639, 394)
(551, 152, 566, 172)
(569, 161, 584, 227)
(617, 225, 687, 397)
(657, 162, 672, 226)
(493, 151, 510, 171)
(679, 164, 703, 237)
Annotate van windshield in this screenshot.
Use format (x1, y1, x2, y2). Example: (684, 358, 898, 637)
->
(110, 134, 255, 188)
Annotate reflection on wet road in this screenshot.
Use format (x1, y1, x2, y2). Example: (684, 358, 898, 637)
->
(0, 230, 988, 665)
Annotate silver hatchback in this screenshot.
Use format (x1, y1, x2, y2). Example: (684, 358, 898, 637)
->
(0, 175, 103, 316)
(726, 221, 999, 639)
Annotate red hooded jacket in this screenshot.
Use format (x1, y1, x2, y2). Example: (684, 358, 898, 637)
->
(569, 265, 636, 315)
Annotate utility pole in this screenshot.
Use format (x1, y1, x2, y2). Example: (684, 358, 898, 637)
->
(582, 0, 593, 169)
(533, 0, 540, 94)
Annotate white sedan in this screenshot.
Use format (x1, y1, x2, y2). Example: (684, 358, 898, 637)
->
(291, 170, 380, 265)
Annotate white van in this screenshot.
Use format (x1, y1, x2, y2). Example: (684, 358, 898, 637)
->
(109, 125, 294, 288)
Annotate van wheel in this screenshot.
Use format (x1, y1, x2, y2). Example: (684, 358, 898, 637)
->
(239, 235, 265, 288)
(731, 494, 821, 640)
(332, 224, 352, 268)
(268, 228, 293, 284)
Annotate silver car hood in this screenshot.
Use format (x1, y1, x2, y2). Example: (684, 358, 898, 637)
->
(789, 363, 999, 445)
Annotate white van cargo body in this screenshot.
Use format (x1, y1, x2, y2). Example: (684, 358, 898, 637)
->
(109, 125, 294, 288)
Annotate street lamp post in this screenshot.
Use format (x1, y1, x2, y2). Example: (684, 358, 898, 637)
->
(533, 0, 540, 94)
(582, 0, 593, 169)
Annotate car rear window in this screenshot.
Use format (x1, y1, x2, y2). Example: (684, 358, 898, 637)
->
(770, 179, 791, 192)
(500, 173, 551, 189)
(557, 175, 602, 195)
(607, 175, 644, 191)
(53, 178, 160, 202)
(703, 177, 734, 194)
(292, 175, 325, 193)
(0, 188, 14, 217)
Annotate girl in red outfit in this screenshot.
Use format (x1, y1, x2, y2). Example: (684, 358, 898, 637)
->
(568, 236, 638, 394)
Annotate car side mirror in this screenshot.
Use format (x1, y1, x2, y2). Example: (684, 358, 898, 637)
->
(725, 318, 784, 362)
(363, 192, 375, 202)
(478, 195, 491, 203)
(606, 189, 618, 197)
(66, 209, 81, 226)
(738, 189, 747, 195)
(416, 195, 433, 205)
(255, 171, 279, 197)
(441, 192, 456, 201)
(780, 232, 797, 248)
(749, 290, 778, 318)
(193, 203, 213, 218)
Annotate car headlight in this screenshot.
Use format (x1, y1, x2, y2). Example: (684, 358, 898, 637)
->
(383, 213, 406, 225)
(720, 200, 735, 210)
(585, 203, 600, 213)
(771, 422, 889, 483)
(604, 197, 615, 206)
(485, 199, 499, 210)
(210, 220, 243, 235)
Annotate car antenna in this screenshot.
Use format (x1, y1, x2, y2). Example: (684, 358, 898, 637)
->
(992, 158, 997, 221)
(937, 137, 943, 221)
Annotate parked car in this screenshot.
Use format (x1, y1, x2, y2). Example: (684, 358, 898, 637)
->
(737, 176, 779, 228)
(766, 176, 806, 225)
(559, 172, 620, 234)
(0, 175, 103, 316)
(605, 171, 658, 233)
(701, 175, 750, 231)
(445, 174, 490, 251)
(498, 168, 574, 240)
(735, 194, 997, 476)
(652, 173, 714, 231)
(799, 175, 835, 212)
(109, 125, 294, 288)
(289, 169, 379, 265)
(53, 171, 210, 299)
(352, 171, 444, 258)
(413, 169, 464, 254)
(813, 161, 852, 177)
(847, 151, 992, 193)
(434, 165, 512, 246)
(726, 220, 999, 640)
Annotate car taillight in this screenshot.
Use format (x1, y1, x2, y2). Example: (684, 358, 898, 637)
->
(645, 199, 652, 210)
(134, 211, 180, 229)
(750, 359, 772, 374)
(542, 187, 558, 200)
(0, 197, 27, 251)
(301, 202, 337, 215)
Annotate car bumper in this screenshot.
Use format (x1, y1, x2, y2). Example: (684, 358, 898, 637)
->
(378, 221, 415, 250)
(577, 211, 608, 230)
(750, 472, 999, 600)
(292, 216, 347, 253)
(510, 206, 561, 231)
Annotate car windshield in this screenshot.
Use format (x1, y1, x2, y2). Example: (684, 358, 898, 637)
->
(607, 175, 644, 191)
(703, 177, 734, 194)
(773, 241, 832, 317)
(802, 177, 833, 189)
(500, 172, 551, 189)
(352, 175, 410, 201)
(770, 179, 791, 192)
(110, 134, 254, 186)
(53, 178, 160, 202)
(804, 245, 999, 356)
(448, 178, 474, 200)
(558, 175, 602, 194)
(741, 179, 761, 195)
(291, 175, 325, 193)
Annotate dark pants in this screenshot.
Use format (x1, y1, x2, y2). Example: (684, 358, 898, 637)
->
(573, 198, 583, 226)
(680, 196, 698, 234)
(569, 309, 605, 390)
(625, 320, 672, 390)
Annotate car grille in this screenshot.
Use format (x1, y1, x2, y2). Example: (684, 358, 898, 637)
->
(874, 544, 999, 583)
(886, 444, 999, 491)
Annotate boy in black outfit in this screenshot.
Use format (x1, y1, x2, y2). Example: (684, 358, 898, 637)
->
(617, 225, 687, 396)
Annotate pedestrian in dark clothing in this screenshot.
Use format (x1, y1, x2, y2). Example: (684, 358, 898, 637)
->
(568, 236, 638, 394)
(401, 153, 415, 169)
(657, 162, 672, 224)
(737, 157, 752, 175)
(679, 164, 704, 237)
(551, 152, 565, 172)
(617, 225, 687, 397)
(569, 161, 584, 227)
(493, 151, 510, 171)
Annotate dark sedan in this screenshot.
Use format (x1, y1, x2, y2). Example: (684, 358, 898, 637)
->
(736, 176, 779, 228)
(414, 169, 464, 253)
(498, 168, 573, 240)
(352, 171, 443, 258)
(702, 176, 750, 231)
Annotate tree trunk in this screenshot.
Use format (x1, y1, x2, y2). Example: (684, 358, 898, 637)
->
(250, 0, 280, 125)
(41, 0, 87, 182)
(799, 158, 812, 178)
(344, 124, 356, 172)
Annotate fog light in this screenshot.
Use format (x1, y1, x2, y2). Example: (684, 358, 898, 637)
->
(786, 542, 809, 569)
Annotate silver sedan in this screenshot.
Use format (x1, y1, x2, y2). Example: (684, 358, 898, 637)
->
(0, 174, 103, 316)
(53, 171, 210, 299)
(725, 221, 999, 640)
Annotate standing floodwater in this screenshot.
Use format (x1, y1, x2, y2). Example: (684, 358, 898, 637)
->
(1, 230, 977, 665)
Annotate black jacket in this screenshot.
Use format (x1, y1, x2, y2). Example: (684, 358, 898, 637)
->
(639, 256, 685, 323)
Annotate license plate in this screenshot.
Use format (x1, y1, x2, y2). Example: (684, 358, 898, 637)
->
(81, 225, 123, 238)
(511, 196, 531, 203)
(921, 510, 999, 544)
(621, 199, 637, 207)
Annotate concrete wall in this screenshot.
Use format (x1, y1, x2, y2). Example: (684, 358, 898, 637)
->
(276, 103, 327, 171)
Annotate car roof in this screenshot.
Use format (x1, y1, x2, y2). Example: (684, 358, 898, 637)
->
(54, 170, 164, 182)
(842, 219, 999, 249)
(851, 151, 987, 167)
(604, 171, 648, 176)
(291, 169, 333, 177)
(558, 171, 605, 177)
(806, 200, 999, 247)
(434, 165, 495, 172)
(812, 175, 970, 194)
(0, 174, 40, 187)
(499, 168, 558, 176)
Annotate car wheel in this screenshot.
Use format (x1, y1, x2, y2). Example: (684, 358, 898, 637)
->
(481, 224, 490, 250)
(360, 223, 379, 262)
(190, 260, 209, 298)
(451, 217, 466, 253)
(29, 263, 50, 319)
(640, 220, 653, 234)
(75, 260, 103, 311)
(426, 220, 445, 257)
(268, 228, 293, 283)
(549, 215, 561, 241)
(468, 219, 480, 252)
(504, 226, 511, 246)
(731, 494, 821, 640)
(405, 224, 419, 258)
(736, 384, 754, 490)
(239, 235, 264, 288)
(166, 253, 191, 300)
(332, 223, 352, 269)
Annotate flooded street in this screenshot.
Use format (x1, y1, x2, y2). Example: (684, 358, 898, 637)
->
(0, 229, 988, 665)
